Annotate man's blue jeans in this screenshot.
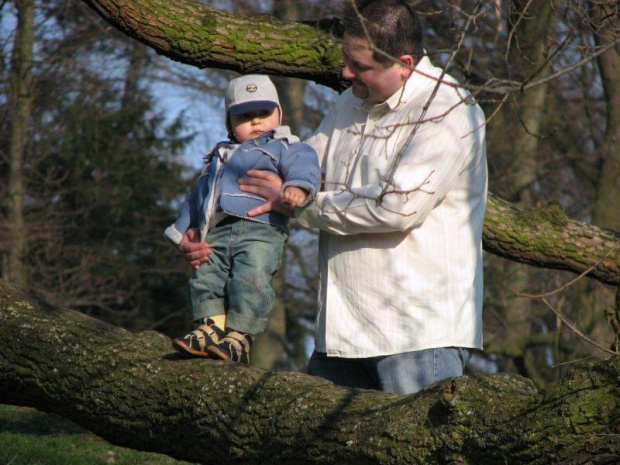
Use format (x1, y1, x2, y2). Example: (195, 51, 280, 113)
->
(307, 347, 472, 395)
(188, 218, 287, 334)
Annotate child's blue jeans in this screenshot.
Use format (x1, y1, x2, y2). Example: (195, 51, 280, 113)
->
(188, 218, 287, 334)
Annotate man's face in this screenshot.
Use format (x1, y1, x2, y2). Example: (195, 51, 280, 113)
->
(341, 34, 411, 104)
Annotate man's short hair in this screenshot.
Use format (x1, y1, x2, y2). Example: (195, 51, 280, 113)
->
(342, 0, 423, 66)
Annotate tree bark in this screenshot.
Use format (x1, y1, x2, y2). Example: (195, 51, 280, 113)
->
(0, 279, 618, 465)
(504, 0, 553, 202)
(483, 195, 620, 286)
(80, 0, 344, 90)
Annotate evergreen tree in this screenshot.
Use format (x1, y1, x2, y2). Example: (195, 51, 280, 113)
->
(1, 0, 194, 334)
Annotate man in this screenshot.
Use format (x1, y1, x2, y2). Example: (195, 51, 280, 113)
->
(181, 0, 487, 395)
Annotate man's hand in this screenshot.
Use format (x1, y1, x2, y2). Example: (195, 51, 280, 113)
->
(238, 169, 293, 217)
(179, 228, 212, 270)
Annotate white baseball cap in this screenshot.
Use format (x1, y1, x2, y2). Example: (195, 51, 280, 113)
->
(225, 74, 282, 117)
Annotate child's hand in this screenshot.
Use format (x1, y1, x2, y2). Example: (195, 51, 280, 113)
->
(282, 186, 307, 208)
(179, 228, 212, 270)
(240, 170, 293, 217)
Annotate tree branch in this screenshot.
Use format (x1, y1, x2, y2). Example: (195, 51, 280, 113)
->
(483, 194, 620, 285)
(80, 0, 345, 89)
(1, 279, 619, 464)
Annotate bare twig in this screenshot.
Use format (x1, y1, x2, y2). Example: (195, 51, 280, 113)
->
(540, 297, 618, 356)
(515, 240, 620, 300)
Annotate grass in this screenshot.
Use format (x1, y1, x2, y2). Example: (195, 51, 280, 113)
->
(0, 404, 193, 465)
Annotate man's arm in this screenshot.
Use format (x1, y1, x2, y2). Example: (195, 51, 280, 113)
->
(296, 96, 487, 235)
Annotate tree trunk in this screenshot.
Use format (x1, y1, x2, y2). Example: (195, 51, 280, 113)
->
(4, 0, 34, 287)
(567, 1, 620, 376)
(591, 2, 620, 231)
(494, 0, 554, 385)
(271, 0, 308, 131)
(504, 0, 553, 202)
(0, 279, 618, 465)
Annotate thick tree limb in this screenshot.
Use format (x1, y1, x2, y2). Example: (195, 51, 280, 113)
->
(80, 0, 344, 89)
(1, 280, 619, 464)
(79, 0, 620, 286)
(484, 195, 620, 286)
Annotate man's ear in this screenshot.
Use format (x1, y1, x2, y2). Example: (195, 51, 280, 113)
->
(398, 54, 415, 79)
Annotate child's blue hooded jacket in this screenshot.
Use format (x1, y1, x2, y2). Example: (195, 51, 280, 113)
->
(164, 126, 320, 244)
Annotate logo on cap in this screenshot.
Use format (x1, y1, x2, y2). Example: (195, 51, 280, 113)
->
(246, 84, 258, 93)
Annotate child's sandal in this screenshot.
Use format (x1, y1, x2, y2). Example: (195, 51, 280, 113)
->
(172, 319, 225, 357)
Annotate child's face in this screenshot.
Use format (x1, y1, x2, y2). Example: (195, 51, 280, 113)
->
(230, 107, 280, 143)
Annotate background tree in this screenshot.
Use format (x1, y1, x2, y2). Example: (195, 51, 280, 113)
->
(3, 0, 33, 288)
(489, 0, 557, 387)
(251, 0, 344, 371)
(0, 0, 193, 333)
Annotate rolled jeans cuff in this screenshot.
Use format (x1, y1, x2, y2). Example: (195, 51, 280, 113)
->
(191, 298, 226, 323)
(226, 311, 267, 335)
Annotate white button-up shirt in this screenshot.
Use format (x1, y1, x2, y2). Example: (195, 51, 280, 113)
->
(297, 56, 488, 358)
